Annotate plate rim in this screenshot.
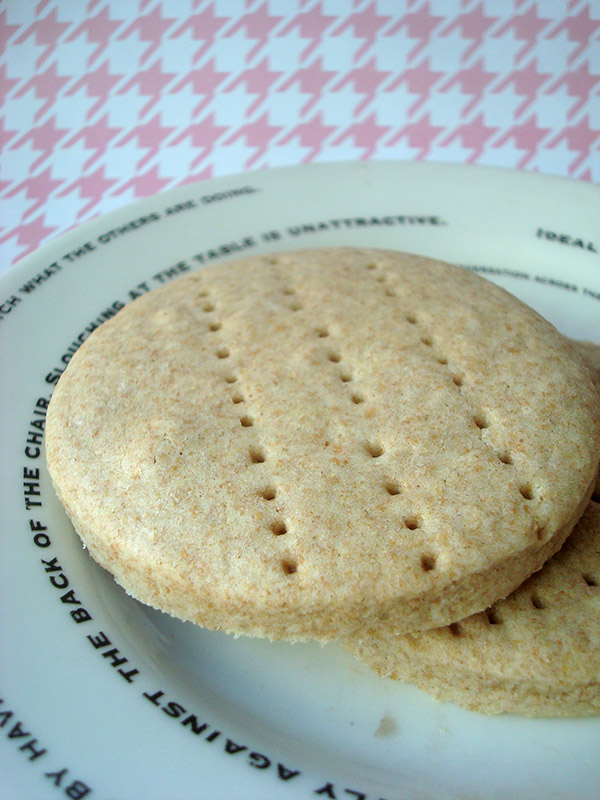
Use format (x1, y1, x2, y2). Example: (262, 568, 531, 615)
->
(2, 158, 598, 291)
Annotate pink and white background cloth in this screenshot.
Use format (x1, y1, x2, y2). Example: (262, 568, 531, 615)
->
(1, 0, 598, 274)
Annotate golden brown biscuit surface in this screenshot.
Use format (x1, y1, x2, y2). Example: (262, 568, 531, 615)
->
(46, 248, 600, 642)
(344, 342, 600, 716)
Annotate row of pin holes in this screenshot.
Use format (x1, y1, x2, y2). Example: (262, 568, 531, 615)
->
(361, 276, 428, 532)
(202, 301, 255, 432)
(201, 288, 295, 572)
(318, 328, 366, 406)
(449, 583, 593, 638)
(372, 263, 498, 569)
(283, 285, 302, 311)
(319, 319, 432, 554)
(405, 299, 538, 504)
(449, 554, 599, 637)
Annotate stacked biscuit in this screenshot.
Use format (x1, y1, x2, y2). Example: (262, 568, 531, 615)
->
(46, 248, 600, 717)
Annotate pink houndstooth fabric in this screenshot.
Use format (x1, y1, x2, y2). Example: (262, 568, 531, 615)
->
(1, 0, 598, 272)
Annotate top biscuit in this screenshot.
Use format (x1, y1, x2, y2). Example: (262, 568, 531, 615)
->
(45, 248, 600, 641)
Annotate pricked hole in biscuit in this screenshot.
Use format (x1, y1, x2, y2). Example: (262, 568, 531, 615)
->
(486, 607, 502, 625)
(328, 352, 342, 363)
(583, 574, 598, 587)
(366, 262, 377, 270)
(437, 356, 448, 365)
(197, 288, 209, 297)
(376, 274, 386, 283)
(316, 327, 329, 338)
(282, 559, 297, 575)
(231, 392, 244, 404)
(224, 374, 237, 384)
(239, 415, 254, 427)
(384, 481, 401, 496)
(452, 374, 463, 387)
(216, 347, 230, 359)
(406, 312, 417, 324)
(519, 483, 534, 500)
(420, 553, 436, 572)
(448, 622, 462, 637)
(365, 442, 384, 458)
(271, 520, 287, 536)
(351, 392, 365, 404)
(420, 336, 432, 346)
(340, 371, 352, 382)
(260, 487, 276, 501)
(535, 525, 546, 542)
(531, 594, 546, 609)
(405, 517, 420, 530)
(203, 301, 215, 312)
(498, 452, 513, 465)
(474, 414, 489, 430)
(385, 287, 396, 297)
(208, 321, 222, 332)
(282, 287, 294, 295)
(289, 301, 303, 311)
(249, 446, 266, 464)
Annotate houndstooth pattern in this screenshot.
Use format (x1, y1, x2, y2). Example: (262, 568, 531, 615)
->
(1, 0, 598, 270)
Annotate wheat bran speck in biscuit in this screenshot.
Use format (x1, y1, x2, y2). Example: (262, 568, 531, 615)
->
(45, 248, 600, 642)
(343, 342, 600, 717)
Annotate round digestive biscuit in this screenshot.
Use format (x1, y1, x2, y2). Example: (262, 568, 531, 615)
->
(344, 342, 600, 716)
(45, 248, 600, 642)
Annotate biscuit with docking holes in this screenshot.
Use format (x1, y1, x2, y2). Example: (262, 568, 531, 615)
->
(45, 249, 600, 642)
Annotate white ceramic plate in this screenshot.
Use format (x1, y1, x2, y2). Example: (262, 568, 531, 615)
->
(1, 161, 599, 800)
